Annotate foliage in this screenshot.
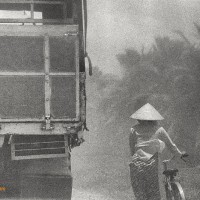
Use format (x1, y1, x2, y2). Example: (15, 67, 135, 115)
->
(87, 23, 200, 166)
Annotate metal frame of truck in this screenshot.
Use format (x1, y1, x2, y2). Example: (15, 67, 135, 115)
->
(0, 1, 89, 199)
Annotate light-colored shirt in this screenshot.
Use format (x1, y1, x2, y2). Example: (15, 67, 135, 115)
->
(129, 125, 181, 161)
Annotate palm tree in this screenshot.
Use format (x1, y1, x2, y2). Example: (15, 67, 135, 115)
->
(88, 23, 200, 165)
(100, 29, 200, 163)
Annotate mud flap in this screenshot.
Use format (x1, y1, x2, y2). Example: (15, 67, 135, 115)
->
(19, 156, 72, 199)
(20, 174, 72, 200)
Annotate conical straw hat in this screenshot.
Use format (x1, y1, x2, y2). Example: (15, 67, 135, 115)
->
(130, 103, 164, 120)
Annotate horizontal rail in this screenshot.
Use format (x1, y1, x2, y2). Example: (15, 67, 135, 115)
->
(0, 25, 78, 36)
(50, 72, 76, 76)
(0, 18, 73, 24)
(0, 72, 76, 76)
(0, 118, 78, 122)
(15, 141, 67, 145)
(0, 119, 44, 122)
(14, 146, 67, 151)
(0, 72, 44, 76)
(0, 0, 65, 4)
(12, 153, 67, 160)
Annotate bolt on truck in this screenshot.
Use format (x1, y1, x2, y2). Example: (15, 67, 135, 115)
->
(0, 0, 90, 199)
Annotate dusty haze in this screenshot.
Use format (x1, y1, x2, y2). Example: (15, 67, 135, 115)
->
(87, 0, 200, 75)
(72, 1, 200, 200)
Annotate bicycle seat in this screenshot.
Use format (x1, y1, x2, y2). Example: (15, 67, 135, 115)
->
(163, 169, 178, 176)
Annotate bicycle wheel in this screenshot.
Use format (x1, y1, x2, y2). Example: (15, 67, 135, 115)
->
(165, 183, 174, 200)
(171, 182, 186, 200)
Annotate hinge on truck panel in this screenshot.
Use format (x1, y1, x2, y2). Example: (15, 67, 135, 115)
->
(41, 116, 54, 130)
(45, 116, 51, 130)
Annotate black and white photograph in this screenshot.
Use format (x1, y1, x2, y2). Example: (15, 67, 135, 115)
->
(0, 0, 198, 200)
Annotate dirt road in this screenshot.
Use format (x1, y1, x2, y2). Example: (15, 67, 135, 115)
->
(72, 189, 116, 200)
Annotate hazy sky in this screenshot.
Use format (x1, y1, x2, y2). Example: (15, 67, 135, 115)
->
(87, 0, 200, 75)
(0, 1, 199, 76)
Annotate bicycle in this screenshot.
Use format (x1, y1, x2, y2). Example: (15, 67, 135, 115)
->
(163, 153, 188, 200)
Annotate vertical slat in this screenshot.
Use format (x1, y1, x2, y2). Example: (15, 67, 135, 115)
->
(30, 3, 34, 19)
(44, 35, 51, 126)
(81, 0, 86, 54)
(75, 35, 80, 120)
(30, 3, 35, 25)
(11, 138, 16, 160)
(63, 1, 67, 20)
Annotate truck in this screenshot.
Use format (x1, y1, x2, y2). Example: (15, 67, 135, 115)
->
(0, 0, 90, 199)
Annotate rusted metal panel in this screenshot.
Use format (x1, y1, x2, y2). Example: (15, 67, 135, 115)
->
(49, 36, 76, 72)
(0, 36, 44, 72)
(51, 76, 76, 119)
(0, 77, 45, 119)
(0, 25, 79, 126)
(49, 34, 79, 121)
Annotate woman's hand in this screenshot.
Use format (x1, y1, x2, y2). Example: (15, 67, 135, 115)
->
(180, 151, 189, 161)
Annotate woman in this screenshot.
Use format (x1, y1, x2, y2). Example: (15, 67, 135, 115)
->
(129, 103, 183, 200)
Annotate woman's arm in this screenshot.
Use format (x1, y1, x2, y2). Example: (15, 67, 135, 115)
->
(129, 128, 137, 156)
(154, 127, 182, 156)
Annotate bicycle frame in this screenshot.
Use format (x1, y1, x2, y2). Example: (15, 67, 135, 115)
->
(163, 156, 186, 200)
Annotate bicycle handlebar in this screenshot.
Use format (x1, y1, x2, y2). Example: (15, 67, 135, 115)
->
(163, 152, 189, 164)
(163, 155, 175, 164)
(181, 152, 189, 158)
(180, 152, 189, 162)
